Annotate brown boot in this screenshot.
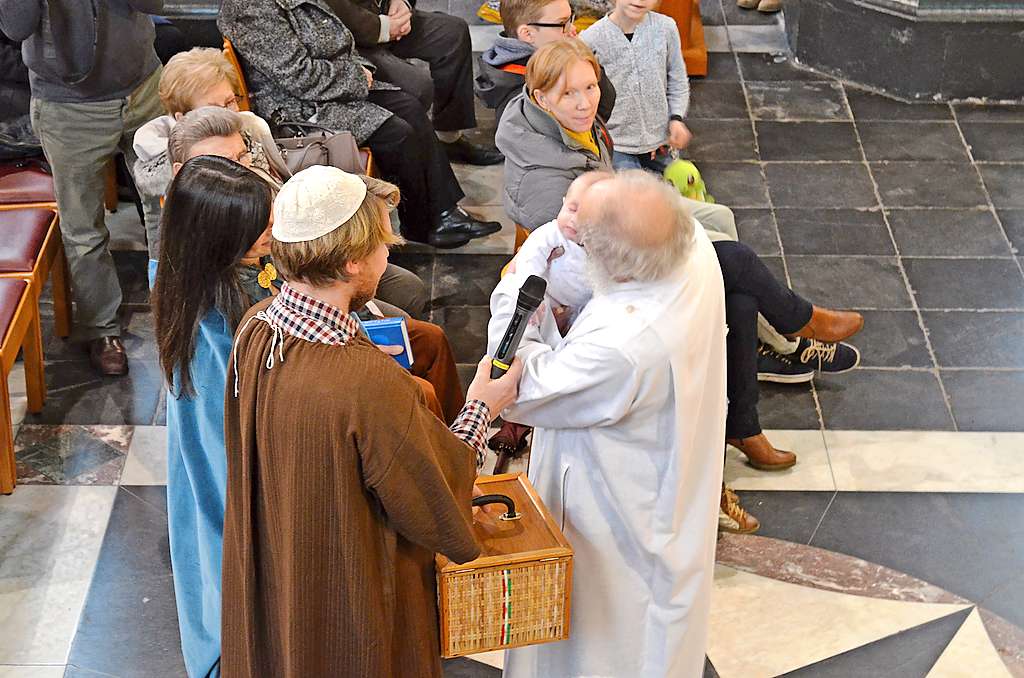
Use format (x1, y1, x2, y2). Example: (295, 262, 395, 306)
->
(727, 433, 797, 471)
(792, 306, 864, 344)
(720, 484, 760, 534)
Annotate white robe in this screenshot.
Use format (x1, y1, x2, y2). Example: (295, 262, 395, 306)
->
(499, 227, 728, 678)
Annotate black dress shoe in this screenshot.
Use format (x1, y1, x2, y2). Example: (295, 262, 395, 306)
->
(427, 224, 472, 249)
(441, 137, 505, 166)
(88, 336, 128, 376)
(438, 207, 502, 239)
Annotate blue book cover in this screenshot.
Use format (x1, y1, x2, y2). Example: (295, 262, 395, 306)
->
(360, 316, 414, 369)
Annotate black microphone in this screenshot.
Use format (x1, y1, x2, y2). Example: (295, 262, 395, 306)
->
(491, 275, 547, 378)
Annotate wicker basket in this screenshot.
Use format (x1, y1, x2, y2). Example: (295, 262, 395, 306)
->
(437, 473, 573, 658)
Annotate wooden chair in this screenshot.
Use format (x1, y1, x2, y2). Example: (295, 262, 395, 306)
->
(514, 224, 530, 253)
(222, 38, 376, 177)
(0, 278, 46, 494)
(0, 208, 72, 339)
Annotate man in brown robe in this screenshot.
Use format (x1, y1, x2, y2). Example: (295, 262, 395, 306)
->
(221, 166, 522, 677)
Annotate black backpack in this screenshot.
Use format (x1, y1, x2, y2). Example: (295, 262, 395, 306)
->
(0, 35, 41, 160)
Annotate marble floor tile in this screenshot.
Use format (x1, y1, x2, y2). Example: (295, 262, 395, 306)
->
(922, 311, 1024, 368)
(432, 254, 506, 307)
(8, 363, 27, 438)
(685, 119, 758, 162)
(0, 486, 117, 664)
(845, 88, 953, 122)
(702, 53, 740, 80)
(112, 251, 151, 308)
(120, 426, 168, 486)
(872, 162, 989, 209)
(764, 163, 877, 209)
(725, 24, 790, 53)
(746, 81, 850, 121)
(106, 202, 148, 253)
(997, 209, 1024, 252)
(386, 252, 434, 295)
(978, 164, 1024, 209)
(825, 430, 1024, 493)
(815, 369, 955, 431)
(756, 382, 821, 431)
(774, 208, 893, 255)
(960, 123, 1024, 162)
(725, 429, 834, 492)
(887, 208, 1011, 257)
(730, 491, 835, 544)
(736, 54, 825, 82)
(467, 651, 503, 668)
(26, 359, 164, 427)
(755, 121, 862, 161)
(431, 306, 491, 363)
(928, 608, 1012, 677)
(903, 258, 1024, 310)
(698, 163, 770, 208)
(857, 122, 971, 163)
(732, 209, 780, 256)
(452, 164, 504, 207)
(708, 565, 970, 678)
(702, 26, 730, 53)
(785, 608, 973, 678)
(786, 256, 912, 309)
(952, 103, 1024, 123)
(119, 309, 159, 364)
(720, 0, 781, 25)
(942, 370, 1024, 432)
(467, 24, 500, 51)
(0, 667, 66, 678)
(700, 0, 725, 25)
(850, 310, 931, 368)
(442, 657, 500, 677)
(688, 82, 750, 119)
(15, 426, 133, 485)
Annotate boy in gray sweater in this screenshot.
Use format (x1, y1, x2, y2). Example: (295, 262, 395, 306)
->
(580, 0, 692, 171)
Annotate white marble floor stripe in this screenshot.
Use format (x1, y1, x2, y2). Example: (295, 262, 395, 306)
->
(6, 364, 27, 442)
(725, 429, 834, 491)
(927, 608, 1011, 678)
(120, 425, 169, 486)
(708, 564, 971, 678)
(0, 487, 117, 665)
(0, 666, 66, 678)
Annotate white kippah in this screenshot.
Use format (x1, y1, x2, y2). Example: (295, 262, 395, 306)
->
(272, 165, 368, 243)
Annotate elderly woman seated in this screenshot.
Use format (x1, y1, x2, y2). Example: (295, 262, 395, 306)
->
(495, 40, 865, 532)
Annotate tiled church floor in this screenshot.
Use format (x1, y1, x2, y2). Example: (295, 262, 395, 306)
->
(3, 16, 1024, 678)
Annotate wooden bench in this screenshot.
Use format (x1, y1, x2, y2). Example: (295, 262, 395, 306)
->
(0, 208, 72, 339)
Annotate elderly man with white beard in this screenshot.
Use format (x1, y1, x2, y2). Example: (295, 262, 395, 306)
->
(500, 170, 728, 678)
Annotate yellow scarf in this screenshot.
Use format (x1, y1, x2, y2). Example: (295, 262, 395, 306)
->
(563, 127, 600, 158)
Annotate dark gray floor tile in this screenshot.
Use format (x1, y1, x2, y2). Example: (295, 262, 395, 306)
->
(457, 362, 476, 394)
(443, 657, 501, 677)
(998, 209, 1024, 252)
(25, 359, 164, 426)
(686, 119, 758, 162)
(852, 310, 931, 368)
(113, 250, 152, 307)
(845, 88, 953, 121)
(387, 251, 435, 297)
(702, 52, 739, 80)
(923, 311, 1024, 368)
(960, 122, 1024, 162)
(758, 255, 787, 284)
(730, 491, 835, 544)
(700, 0, 724, 24)
(757, 381, 821, 430)
(699, 163, 770, 208)
(746, 81, 850, 121)
(943, 370, 1024, 432)
(887, 209, 1011, 256)
(764, 163, 877, 209)
(787, 256, 911, 309)
(872, 162, 988, 208)
(775, 208, 893, 255)
(722, 0, 781, 24)
(903, 258, 1024, 310)
(688, 81, 750, 119)
(736, 54, 826, 82)
(953, 103, 1024, 122)
(755, 121, 861, 161)
(815, 369, 954, 430)
(782, 608, 971, 678)
(704, 656, 721, 678)
(979, 574, 1024, 635)
(432, 306, 490, 363)
(121, 308, 159, 363)
(432, 254, 506, 306)
(811, 492, 1024, 628)
(67, 486, 187, 678)
(733, 208, 780, 256)
(857, 122, 971, 162)
(978, 163, 1024, 208)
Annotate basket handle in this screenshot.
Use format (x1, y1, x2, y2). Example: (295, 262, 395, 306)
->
(472, 493, 521, 521)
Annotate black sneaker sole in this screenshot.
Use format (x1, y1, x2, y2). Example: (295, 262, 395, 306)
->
(757, 370, 815, 384)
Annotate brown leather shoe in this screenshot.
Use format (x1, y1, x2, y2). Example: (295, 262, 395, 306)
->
(727, 433, 797, 471)
(792, 306, 864, 344)
(756, 0, 781, 11)
(89, 336, 128, 376)
(720, 484, 760, 534)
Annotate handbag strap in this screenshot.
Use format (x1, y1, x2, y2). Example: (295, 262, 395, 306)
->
(275, 120, 335, 138)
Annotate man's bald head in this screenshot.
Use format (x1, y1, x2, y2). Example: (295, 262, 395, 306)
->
(577, 170, 695, 284)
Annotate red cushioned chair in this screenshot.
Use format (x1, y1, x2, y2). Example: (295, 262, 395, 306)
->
(0, 161, 57, 210)
(0, 279, 45, 494)
(0, 208, 72, 339)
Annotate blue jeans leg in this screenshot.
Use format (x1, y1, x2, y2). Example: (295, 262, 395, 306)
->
(611, 151, 644, 170)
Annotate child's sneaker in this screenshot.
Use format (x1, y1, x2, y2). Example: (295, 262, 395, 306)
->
(793, 337, 861, 375)
(720, 484, 760, 534)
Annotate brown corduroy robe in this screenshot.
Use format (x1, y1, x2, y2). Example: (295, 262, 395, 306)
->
(221, 304, 481, 678)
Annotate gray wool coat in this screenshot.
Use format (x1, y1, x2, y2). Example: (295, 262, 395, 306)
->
(495, 89, 612, 231)
(217, 0, 396, 145)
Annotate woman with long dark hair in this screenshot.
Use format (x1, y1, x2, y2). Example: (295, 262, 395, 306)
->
(152, 155, 273, 678)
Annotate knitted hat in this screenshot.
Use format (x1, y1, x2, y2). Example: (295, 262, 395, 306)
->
(272, 165, 368, 243)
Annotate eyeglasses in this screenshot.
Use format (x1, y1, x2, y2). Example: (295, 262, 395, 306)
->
(528, 14, 575, 31)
